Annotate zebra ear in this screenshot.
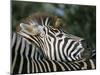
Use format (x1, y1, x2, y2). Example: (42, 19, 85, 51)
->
(20, 23, 29, 30)
(54, 18, 64, 29)
(16, 23, 27, 32)
(19, 23, 42, 35)
(19, 23, 33, 32)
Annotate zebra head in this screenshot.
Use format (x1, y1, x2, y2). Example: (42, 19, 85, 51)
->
(17, 13, 92, 62)
(16, 13, 63, 56)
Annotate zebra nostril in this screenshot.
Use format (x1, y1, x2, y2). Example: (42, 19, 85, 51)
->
(81, 49, 92, 59)
(81, 40, 92, 59)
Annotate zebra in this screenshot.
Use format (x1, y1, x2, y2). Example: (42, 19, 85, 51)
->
(17, 13, 93, 62)
(11, 32, 96, 74)
(11, 32, 44, 74)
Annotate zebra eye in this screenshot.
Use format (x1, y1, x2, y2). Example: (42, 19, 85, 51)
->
(54, 29, 58, 33)
(52, 28, 59, 33)
(57, 34, 63, 38)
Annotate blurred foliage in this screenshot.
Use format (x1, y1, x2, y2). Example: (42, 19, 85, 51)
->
(11, 1, 96, 48)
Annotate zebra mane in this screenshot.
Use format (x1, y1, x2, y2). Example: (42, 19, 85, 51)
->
(21, 12, 64, 29)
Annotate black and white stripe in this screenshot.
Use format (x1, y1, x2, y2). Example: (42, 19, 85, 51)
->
(11, 32, 96, 74)
(18, 16, 92, 62)
(11, 32, 44, 74)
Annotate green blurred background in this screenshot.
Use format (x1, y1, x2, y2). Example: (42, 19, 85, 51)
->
(11, 1, 96, 48)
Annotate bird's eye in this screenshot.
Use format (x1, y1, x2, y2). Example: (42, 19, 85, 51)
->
(57, 34, 63, 38)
